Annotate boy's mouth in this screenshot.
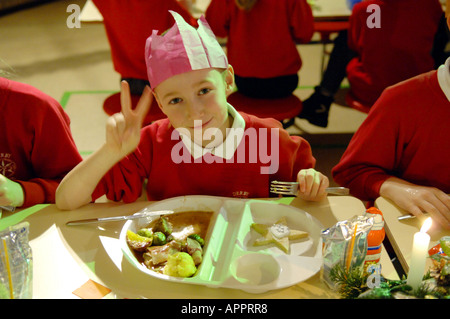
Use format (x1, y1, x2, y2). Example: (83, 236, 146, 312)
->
(191, 118, 212, 129)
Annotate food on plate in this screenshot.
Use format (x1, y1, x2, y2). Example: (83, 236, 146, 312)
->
(251, 216, 308, 253)
(163, 252, 197, 277)
(126, 230, 153, 252)
(152, 231, 167, 246)
(126, 211, 212, 277)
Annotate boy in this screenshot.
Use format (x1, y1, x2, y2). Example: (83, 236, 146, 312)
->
(332, 2, 450, 230)
(56, 11, 328, 210)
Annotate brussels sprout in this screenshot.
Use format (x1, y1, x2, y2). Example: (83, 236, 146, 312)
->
(137, 228, 153, 238)
(163, 252, 196, 277)
(153, 216, 173, 236)
(188, 234, 204, 246)
(152, 231, 167, 246)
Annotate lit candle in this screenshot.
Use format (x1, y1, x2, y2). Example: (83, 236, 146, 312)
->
(406, 217, 432, 290)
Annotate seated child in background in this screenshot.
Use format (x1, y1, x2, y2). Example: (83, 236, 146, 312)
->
(299, 0, 443, 128)
(56, 11, 329, 210)
(92, 0, 196, 95)
(0, 76, 82, 208)
(205, 0, 314, 99)
(332, 56, 450, 229)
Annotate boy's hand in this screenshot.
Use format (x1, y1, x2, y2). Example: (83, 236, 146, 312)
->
(105, 81, 152, 157)
(380, 177, 450, 230)
(0, 174, 24, 207)
(296, 168, 329, 201)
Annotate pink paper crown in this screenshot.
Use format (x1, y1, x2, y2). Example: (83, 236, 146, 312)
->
(145, 11, 228, 89)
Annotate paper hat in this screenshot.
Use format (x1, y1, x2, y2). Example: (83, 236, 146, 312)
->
(145, 11, 228, 89)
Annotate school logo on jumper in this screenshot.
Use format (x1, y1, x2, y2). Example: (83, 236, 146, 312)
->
(0, 153, 16, 179)
(170, 122, 280, 175)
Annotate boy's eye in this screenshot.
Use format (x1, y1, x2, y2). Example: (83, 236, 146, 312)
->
(199, 88, 211, 95)
(169, 97, 182, 105)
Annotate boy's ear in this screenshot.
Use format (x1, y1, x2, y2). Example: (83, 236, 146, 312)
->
(225, 64, 235, 95)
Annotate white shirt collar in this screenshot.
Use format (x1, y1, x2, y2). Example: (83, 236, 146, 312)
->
(437, 57, 450, 102)
(176, 103, 246, 160)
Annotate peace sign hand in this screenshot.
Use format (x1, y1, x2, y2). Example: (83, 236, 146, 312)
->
(105, 81, 152, 157)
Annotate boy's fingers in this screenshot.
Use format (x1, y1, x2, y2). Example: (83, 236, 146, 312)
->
(120, 80, 132, 118)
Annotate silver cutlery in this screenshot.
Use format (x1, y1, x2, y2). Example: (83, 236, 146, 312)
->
(66, 209, 174, 226)
(270, 180, 349, 196)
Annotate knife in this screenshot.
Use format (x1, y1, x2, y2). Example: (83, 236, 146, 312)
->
(0, 206, 15, 212)
(66, 209, 174, 226)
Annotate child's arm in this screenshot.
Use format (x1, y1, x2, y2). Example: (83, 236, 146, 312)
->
(296, 168, 329, 201)
(56, 82, 152, 210)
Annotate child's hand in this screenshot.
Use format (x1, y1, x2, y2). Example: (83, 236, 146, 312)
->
(296, 168, 329, 201)
(105, 81, 152, 157)
(0, 174, 24, 207)
(380, 177, 450, 230)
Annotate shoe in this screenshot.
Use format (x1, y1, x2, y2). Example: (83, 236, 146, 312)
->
(298, 87, 333, 128)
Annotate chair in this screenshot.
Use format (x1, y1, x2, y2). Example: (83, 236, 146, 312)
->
(103, 92, 166, 126)
(227, 91, 302, 128)
(345, 90, 372, 114)
(313, 21, 350, 76)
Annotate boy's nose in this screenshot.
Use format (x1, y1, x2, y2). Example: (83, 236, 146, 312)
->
(186, 99, 205, 119)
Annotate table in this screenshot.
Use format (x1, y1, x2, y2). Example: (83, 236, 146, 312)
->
(0, 195, 395, 299)
(375, 197, 450, 278)
(312, 0, 351, 21)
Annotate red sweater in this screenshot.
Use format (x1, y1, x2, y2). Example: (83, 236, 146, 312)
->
(347, 0, 442, 106)
(205, 0, 314, 78)
(0, 78, 82, 207)
(93, 0, 196, 81)
(93, 113, 315, 202)
(332, 70, 450, 202)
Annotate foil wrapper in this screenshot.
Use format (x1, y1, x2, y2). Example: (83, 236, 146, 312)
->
(321, 215, 374, 289)
(0, 222, 33, 299)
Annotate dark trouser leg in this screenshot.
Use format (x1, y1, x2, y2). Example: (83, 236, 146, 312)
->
(234, 74, 299, 99)
(299, 30, 356, 128)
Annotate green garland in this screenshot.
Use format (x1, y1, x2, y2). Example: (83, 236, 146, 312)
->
(329, 257, 450, 299)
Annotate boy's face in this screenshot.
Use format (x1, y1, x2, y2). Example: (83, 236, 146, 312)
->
(154, 66, 235, 147)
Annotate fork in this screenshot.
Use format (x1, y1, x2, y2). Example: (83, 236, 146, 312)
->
(270, 181, 350, 196)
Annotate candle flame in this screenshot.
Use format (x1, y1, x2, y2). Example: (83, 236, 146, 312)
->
(420, 217, 432, 233)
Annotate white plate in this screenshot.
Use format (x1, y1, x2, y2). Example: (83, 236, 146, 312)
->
(119, 195, 323, 293)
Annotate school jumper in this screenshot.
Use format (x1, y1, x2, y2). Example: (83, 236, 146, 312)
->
(347, 0, 442, 106)
(92, 105, 315, 202)
(332, 66, 450, 202)
(0, 78, 82, 207)
(205, 0, 314, 98)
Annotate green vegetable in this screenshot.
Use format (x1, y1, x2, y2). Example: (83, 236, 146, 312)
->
(154, 216, 173, 236)
(188, 234, 204, 246)
(163, 252, 197, 277)
(152, 231, 167, 246)
(137, 228, 153, 238)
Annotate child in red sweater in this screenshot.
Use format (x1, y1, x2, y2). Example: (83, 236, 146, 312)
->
(205, 0, 314, 99)
(299, 0, 442, 127)
(332, 61, 450, 229)
(56, 11, 328, 210)
(0, 77, 82, 208)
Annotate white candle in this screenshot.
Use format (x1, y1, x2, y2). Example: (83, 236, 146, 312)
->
(406, 217, 432, 290)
